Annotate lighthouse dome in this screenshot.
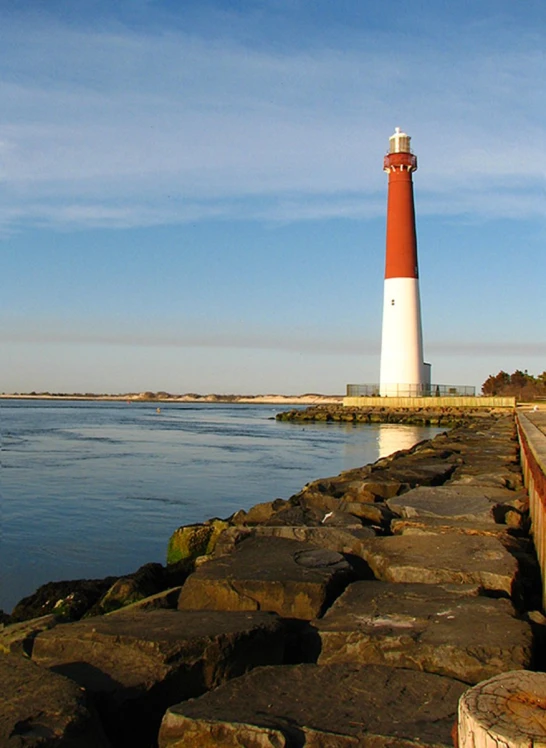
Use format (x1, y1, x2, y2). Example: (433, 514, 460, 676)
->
(389, 127, 412, 154)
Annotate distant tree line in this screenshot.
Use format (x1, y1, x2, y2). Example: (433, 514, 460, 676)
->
(482, 370, 546, 400)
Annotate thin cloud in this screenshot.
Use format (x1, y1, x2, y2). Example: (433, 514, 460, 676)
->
(429, 341, 546, 357)
(0, 13, 544, 230)
(2, 320, 544, 359)
(0, 326, 373, 356)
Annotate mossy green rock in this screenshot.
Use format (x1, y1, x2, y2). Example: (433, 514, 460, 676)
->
(167, 519, 229, 566)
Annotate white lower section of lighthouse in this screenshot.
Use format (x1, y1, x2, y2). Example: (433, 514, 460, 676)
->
(379, 277, 429, 397)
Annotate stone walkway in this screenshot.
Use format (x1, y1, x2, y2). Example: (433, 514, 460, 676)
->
(521, 406, 546, 437)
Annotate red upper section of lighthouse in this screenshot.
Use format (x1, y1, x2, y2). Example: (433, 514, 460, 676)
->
(383, 128, 419, 280)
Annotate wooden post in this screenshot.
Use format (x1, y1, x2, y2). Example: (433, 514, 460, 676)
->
(458, 670, 546, 747)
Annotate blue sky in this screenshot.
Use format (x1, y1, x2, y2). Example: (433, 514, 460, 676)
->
(0, 0, 544, 394)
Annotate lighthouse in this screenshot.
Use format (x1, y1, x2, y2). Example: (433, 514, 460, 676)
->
(379, 127, 431, 397)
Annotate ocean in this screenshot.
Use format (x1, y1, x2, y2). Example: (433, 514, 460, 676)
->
(1, 399, 443, 612)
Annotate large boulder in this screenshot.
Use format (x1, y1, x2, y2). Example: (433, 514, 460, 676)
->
(360, 534, 520, 596)
(313, 581, 532, 683)
(178, 536, 355, 619)
(390, 516, 515, 539)
(214, 525, 376, 561)
(0, 614, 58, 656)
(32, 608, 285, 748)
(10, 576, 117, 623)
(386, 484, 518, 523)
(159, 663, 467, 747)
(0, 652, 109, 747)
(166, 519, 229, 565)
(230, 498, 290, 525)
(91, 562, 167, 614)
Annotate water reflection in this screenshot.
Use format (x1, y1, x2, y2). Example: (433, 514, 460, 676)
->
(377, 424, 432, 459)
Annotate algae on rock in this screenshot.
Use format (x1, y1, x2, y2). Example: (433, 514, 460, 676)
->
(167, 519, 229, 565)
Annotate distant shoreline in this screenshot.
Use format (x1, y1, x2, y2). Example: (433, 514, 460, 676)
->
(0, 393, 344, 405)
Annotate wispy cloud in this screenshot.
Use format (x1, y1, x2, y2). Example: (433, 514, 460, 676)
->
(0, 9, 544, 231)
(2, 317, 544, 359)
(429, 340, 546, 357)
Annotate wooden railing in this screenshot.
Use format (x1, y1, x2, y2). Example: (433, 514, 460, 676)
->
(517, 411, 546, 609)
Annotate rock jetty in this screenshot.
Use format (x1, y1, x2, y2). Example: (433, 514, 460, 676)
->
(1, 409, 542, 747)
(276, 403, 511, 427)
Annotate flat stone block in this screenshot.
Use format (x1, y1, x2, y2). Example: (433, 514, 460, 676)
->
(314, 581, 531, 683)
(214, 525, 375, 561)
(390, 517, 513, 538)
(387, 485, 518, 523)
(32, 608, 285, 747)
(178, 536, 354, 619)
(360, 534, 519, 595)
(0, 614, 58, 656)
(0, 652, 108, 747)
(380, 457, 456, 486)
(159, 663, 467, 747)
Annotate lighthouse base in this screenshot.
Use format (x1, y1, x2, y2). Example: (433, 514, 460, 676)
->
(379, 277, 427, 397)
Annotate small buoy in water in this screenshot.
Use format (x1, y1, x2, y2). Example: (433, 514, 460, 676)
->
(156, 407, 161, 414)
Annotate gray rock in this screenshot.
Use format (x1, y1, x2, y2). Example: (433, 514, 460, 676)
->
(159, 663, 467, 747)
(262, 501, 326, 526)
(32, 608, 285, 748)
(360, 534, 519, 595)
(231, 498, 290, 525)
(386, 485, 514, 523)
(214, 525, 376, 561)
(314, 581, 531, 683)
(339, 499, 394, 525)
(450, 465, 523, 490)
(0, 652, 109, 747)
(390, 517, 513, 538)
(178, 536, 354, 619)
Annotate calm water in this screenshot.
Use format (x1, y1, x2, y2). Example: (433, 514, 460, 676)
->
(0, 399, 443, 612)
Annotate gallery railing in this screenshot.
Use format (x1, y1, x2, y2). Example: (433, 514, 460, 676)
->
(346, 384, 476, 398)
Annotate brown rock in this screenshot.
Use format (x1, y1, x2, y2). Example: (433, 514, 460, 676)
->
(319, 509, 363, 527)
(339, 499, 395, 525)
(262, 501, 326, 526)
(390, 517, 513, 538)
(355, 477, 407, 500)
(32, 608, 285, 748)
(159, 663, 467, 747)
(93, 562, 167, 614)
(214, 525, 376, 562)
(10, 576, 117, 623)
(0, 651, 109, 747)
(104, 586, 183, 614)
(386, 485, 514, 523)
(378, 456, 456, 486)
(314, 581, 531, 683)
(166, 519, 229, 565)
(361, 534, 519, 596)
(178, 536, 354, 619)
(330, 481, 377, 503)
(231, 498, 290, 525)
(0, 614, 57, 656)
(296, 490, 342, 515)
